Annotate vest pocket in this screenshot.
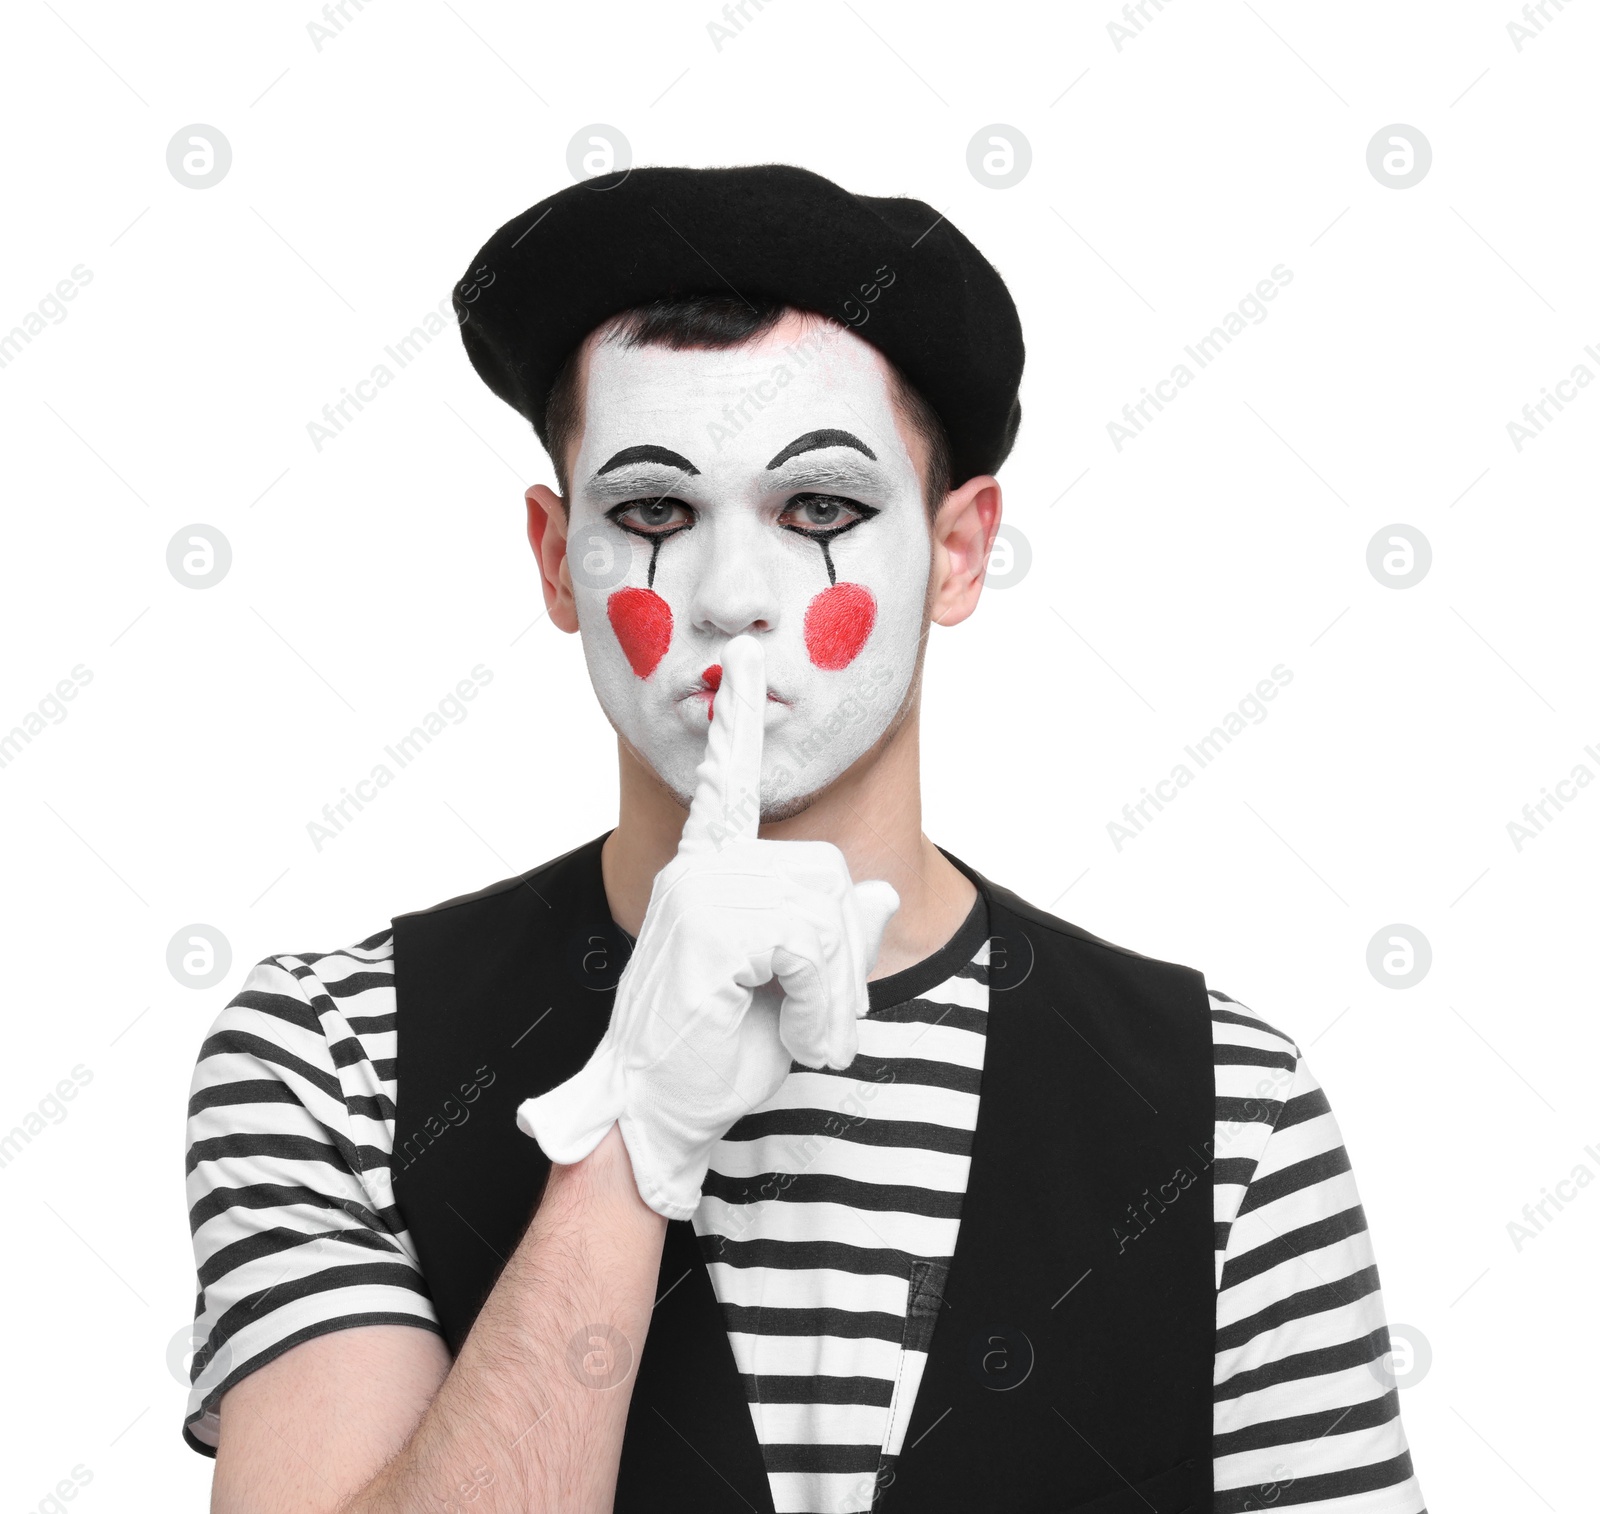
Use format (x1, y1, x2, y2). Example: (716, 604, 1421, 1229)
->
(870, 1257, 952, 1503)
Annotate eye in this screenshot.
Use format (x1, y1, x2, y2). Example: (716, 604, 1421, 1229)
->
(608, 498, 694, 537)
(778, 494, 879, 539)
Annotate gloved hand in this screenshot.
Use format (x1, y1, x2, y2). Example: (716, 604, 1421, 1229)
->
(516, 634, 899, 1220)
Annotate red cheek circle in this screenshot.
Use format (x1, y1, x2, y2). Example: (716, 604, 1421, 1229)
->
(606, 588, 673, 678)
(804, 583, 876, 671)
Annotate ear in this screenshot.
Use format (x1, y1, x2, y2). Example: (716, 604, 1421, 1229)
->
(526, 485, 580, 634)
(928, 475, 1002, 628)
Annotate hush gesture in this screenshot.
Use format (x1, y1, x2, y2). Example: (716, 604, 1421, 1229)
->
(518, 633, 900, 1218)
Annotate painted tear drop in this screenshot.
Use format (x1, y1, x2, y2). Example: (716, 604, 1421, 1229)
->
(804, 582, 876, 670)
(607, 587, 673, 678)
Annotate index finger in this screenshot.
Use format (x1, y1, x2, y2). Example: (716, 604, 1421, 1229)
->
(678, 633, 766, 855)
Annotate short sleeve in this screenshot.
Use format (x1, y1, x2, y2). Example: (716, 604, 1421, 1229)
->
(182, 931, 442, 1455)
(1209, 990, 1426, 1513)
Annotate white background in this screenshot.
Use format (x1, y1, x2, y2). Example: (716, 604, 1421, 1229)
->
(1, 1, 1595, 1509)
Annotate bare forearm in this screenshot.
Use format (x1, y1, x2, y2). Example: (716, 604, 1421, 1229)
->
(344, 1126, 666, 1514)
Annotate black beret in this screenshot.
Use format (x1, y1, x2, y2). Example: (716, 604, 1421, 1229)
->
(453, 164, 1024, 483)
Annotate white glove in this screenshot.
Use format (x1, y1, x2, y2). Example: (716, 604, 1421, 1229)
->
(517, 634, 899, 1219)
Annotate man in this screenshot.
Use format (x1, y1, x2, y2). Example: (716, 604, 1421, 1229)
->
(183, 165, 1425, 1513)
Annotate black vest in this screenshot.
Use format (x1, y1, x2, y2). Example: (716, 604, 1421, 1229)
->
(391, 835, 1213, 1513)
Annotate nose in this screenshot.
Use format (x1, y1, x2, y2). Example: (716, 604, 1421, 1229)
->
(685, 510, 782, 639)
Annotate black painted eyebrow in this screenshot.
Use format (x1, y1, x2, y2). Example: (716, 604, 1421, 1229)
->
(594, 444, 700, 478)
(765, 430, 878, 470)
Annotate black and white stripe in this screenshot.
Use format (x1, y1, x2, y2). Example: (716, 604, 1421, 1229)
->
(1210, 991, 1424, 1513)
(181, 941, 1425, 1513)
(182, 932, 440, 1454)
(695, 937, 991, 1514)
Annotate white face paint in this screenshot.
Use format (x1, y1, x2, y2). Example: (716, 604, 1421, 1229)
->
(564, 314, 932, 817)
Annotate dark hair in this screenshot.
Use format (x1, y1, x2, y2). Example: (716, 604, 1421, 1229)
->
(542, 293, 953, 515)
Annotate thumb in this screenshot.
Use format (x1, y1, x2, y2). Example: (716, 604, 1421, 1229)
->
(851, 879, 900, 989)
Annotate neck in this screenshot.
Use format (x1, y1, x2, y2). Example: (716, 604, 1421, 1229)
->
(600, 700, 977, 978)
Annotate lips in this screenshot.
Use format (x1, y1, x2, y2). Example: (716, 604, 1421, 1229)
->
(680, 661, 788, 721)
(698, 663, 720, 721)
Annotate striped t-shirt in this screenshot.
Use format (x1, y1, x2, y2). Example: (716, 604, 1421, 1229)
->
(183, 914, 1425, 1514)
(695, 896, 992, 1514)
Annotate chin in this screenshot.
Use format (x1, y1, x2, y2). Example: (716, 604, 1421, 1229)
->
(652, 763, 837, 822)
(631, 739, 870, 823)
(758, 788, 822, 825)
